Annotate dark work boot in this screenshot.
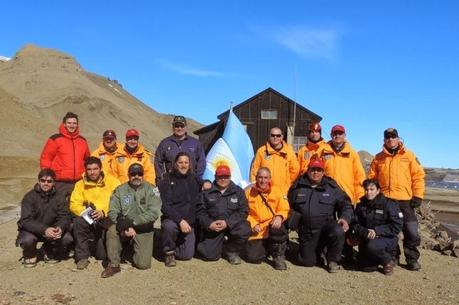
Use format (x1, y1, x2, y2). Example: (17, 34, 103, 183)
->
(164, 252, 176, 267)
(273, 256, 287, 270)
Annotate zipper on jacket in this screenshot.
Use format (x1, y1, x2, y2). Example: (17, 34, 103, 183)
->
(72, 138, 76, 181)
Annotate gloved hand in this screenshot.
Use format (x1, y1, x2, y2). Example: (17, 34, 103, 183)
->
(116, 216, 134, 232)
(410, 196, 422, 208)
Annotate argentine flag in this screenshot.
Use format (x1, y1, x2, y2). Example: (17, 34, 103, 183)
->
(203, 109, 254, 188)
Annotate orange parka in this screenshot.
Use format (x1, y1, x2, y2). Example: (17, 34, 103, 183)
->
(319, 141, 366, 205)
(113, 144, 156, 185)
(40, 124, 90, 182)
(368, 143, 425, 201)
(91, 142, 123, 177)
(250, 141, 299, 194)
(246, 185, 290, 240)
(297, 139, 326, 175)
(69, 173, 121, 217)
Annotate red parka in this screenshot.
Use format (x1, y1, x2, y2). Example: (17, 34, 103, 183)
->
(40, 124, 90, 182)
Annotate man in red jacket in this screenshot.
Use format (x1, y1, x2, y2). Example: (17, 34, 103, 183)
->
(40, 112, 90, 198)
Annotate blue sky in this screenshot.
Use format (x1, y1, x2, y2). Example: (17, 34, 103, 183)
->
(1, 1, 458, 168)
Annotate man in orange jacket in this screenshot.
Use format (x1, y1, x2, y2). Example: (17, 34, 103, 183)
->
(91, 130, 123, 177)
(246, 167, 289, 270)
(40, 112, 90, 197)
(250, 127, 299, 194)
(368, 128, 425, 271)
(113, 129, 156, 185)
(298, 122, 326, 175)
(319, 125, 365, 205)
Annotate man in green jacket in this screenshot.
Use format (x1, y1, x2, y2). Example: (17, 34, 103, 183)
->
(101, 163, 162, 278)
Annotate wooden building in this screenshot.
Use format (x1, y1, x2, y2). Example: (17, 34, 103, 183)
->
(194, 87, 322, 153)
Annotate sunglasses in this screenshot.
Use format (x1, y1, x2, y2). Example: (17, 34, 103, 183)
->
(384, 135, 398, 140)
(270, 134, 282, 138)
(173, 124, 185, 128)
(309, 168, 324, 173)
(216, 175, 231, 180)
(39, 178, 54, 183)
(332, 132, 344, 137)
(129, 172, 144, 177)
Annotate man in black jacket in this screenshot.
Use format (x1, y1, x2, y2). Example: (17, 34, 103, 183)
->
(16, 168, 72, 267)
(288, 159, 353, 273)
(196, 165, 251, 264)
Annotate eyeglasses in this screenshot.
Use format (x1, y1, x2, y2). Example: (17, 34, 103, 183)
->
(270, 134, 282, 138)
(332, 132, 344, 137)
(129, 172, 144, 177)
(173, 124, 185, 129)
(39, 178, 54, 183)
(309, 168, 324, 173)
(384, 135, 398, 140)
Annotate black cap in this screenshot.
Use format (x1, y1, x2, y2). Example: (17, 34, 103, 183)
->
(384, 128, 399, 138)
(128, 163, 144, 176)
(172, 115, 187, 125)
(103, 129, 117, 139)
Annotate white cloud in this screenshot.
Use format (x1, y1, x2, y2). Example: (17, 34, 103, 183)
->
(252, 25, 340, 60)
(157, 59, 225, 77)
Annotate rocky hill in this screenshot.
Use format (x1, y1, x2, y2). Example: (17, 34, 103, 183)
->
(0, 44, 202, 208)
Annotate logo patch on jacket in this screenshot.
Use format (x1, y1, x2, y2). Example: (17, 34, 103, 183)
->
(323, 154, 332, 160)
(230, 197, 238, 203)
(117, 157, 125, 163)
(322, 193, 330, 197)
(375, 209, 384, 214)
(167, 146, 171, 151)
(99, 155, 105, 161)
(304, 152, 310, 160)
(398, 212, 404, 218)
(123, 195, 132, 206)
(264, 152, 271, 160)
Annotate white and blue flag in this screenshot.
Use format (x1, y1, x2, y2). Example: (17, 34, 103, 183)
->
(203, 109, 254, 188)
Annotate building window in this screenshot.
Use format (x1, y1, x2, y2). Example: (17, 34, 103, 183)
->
(293, 136, 308, 152)
(261, 109, 278, 120)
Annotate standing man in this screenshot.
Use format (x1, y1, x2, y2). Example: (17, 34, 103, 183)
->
(245, 167, 290, 270)
(40, 112, 90, 197)
(197, 165, 251, 264)
(288, 159, 353, 273)
(298, 122, 326, 175)
(70, 157, 120, 270)
(91, 129, 122, 177)
(113, 128, 156, 185)
(368, 128, 425, 271)
(102, 164, 162, 277)
(320, 125, 366, 205)
(250, 127, 299, 194)
(16, 168, 73, 267)
(155, 115, 206, 184)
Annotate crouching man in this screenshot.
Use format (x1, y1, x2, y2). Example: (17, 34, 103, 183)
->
(17, 168, 72, 267)
(288, 159, 353, 273)
(101, 163, 162, 278)
(245, 167, 290, 270)
(196, 165, 251, 264)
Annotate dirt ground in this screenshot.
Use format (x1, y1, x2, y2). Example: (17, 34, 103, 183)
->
(0, 219, 458, 305)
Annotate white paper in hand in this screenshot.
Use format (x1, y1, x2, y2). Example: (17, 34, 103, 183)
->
(81, 206, 94, 225)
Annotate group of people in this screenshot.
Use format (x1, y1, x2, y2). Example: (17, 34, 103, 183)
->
(16, 111, 425, 278)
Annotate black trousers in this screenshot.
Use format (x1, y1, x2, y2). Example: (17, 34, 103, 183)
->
(72, 217, 107, 261)
(358, 237, 398, 268)
(197, 221, 251, 261)
(17, 230, 73, 259)
(397, 201, 421, 263)
(246, 225, 289, 263)
(298, 222, 345, 267)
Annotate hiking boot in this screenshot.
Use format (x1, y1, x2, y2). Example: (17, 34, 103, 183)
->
(101, 266, 121, 278)
(383, 261, 395, 276)
(406, 261, 421, 271)
(164, 253, 176, 267)
(227, 253, 242, 265)
(76, 259, 89, 270)
(44, 253, 59, 264)
(273, 256, 287, 271)
(24, 257, 37, 268)
(327, 261, 339, 273)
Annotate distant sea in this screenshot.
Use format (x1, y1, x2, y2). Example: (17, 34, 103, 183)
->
(426, 181, 459, 190)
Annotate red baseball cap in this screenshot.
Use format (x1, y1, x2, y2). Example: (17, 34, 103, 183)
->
(215, 165, 231, 177)
(308, 159, 325, 170)
(309, 122, 321, 132)
(331, 125, 346, 134)
(125, 128, 140, 138)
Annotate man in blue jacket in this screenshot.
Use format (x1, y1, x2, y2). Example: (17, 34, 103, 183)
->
(154, 115, 206, 184)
